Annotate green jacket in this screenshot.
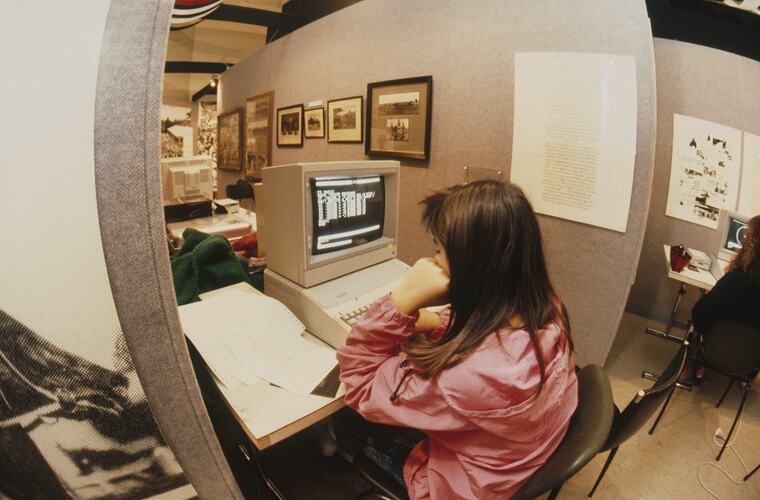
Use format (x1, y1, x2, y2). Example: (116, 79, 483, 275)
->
(171, 228, 250, 305)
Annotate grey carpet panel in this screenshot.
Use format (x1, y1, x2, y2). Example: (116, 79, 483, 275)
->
(93, 1, 241, 498)
(628, 39, 760, 321)
(217, 0, 657, 366)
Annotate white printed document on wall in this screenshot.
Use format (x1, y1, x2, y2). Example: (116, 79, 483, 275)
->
(665, 114, 741, 229)
(511, 52, 638, 233)
(739, 132, 760, 216)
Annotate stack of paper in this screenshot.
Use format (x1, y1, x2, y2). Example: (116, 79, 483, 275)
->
(179, 288, 337, 396)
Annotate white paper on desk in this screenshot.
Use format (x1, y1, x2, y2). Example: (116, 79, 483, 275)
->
(179, 301, 248, 390)
(179, 289, 337, 396)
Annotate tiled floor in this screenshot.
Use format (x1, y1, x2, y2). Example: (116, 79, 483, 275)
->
(255, 312, 760, 499)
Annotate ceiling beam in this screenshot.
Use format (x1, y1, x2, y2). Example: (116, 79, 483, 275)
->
(205, 5, 299, 30)
(165, 61, 231, 74)
(192, 83, 217, 102)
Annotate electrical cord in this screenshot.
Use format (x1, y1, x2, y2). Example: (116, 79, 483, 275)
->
(697, 392, 751, 500)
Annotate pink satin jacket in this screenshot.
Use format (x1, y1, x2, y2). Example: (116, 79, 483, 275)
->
(337, 295, 578, 499)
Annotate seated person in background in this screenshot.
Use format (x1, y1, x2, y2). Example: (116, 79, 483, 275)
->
(692, 215, 760, 379)
(336, 180, 578, 499)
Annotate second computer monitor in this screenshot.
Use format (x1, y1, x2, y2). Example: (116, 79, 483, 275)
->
(256, 161, 400, 288)
(716, 210, 750, 262)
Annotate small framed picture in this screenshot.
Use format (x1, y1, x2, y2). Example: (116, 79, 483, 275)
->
(217, 108, 243, 170)
(277, 104, 304, 147)
(245, 91, 274, 180)
(327, 96, 363, 143)
(366, 76, 432, 160)
(304, 107, 325, 138)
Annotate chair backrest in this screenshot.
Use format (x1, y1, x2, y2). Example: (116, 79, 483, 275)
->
(513, 364, 614, 500)
(702, 320, 760, 379)
(225, 179, 254, 200)
(604, 338, 689, 451)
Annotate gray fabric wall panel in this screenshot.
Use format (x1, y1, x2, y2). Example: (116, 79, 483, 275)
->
(220, 0, 656, 366)
(628, 39, 760, 322)
(94, 1, 242, 498)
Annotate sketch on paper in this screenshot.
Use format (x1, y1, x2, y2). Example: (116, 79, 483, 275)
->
(665, 114, 741, 229)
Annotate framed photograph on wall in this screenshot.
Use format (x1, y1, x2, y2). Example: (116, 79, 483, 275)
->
(327, 96, 363, 143)
(244, 91, 274, 180)
(304, 107, 325, 138)
(366, 76, 432, 160)
(217, 108, 243, 170)
(277, 104, 304, 147)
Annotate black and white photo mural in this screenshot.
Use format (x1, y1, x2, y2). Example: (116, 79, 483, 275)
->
(0, 3, 194, 499)
(0, 310, 190, 499)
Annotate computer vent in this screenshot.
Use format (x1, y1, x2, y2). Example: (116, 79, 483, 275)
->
(264, 269, 304, 300)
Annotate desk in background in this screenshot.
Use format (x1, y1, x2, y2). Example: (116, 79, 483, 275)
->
(167, 209, 257, 253)
(645, 244, 720, 341)
(641, 245, 727, 389)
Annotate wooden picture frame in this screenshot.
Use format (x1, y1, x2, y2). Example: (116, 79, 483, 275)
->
(217, 108, 243, 170)
(327, 96, 363, 143)
(366, 76, 433, 160)
(244, 91, 274, 180)
(304, 107, 325, 138)
(276, 104, 304, 147)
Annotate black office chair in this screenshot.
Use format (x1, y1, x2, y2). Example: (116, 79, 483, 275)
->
(587, 335, 690, 497)
(356, 455, 408, 500)
(225, 179, 254, 210)
(356, 364, 613, 500)
(513, 364, 613, 500)
(697, 319, 760, 461)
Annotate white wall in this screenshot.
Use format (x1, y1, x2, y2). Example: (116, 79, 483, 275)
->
(628, 39, 760, 321)
(218, 0, 657, 366)
(0, 1, 120, 370)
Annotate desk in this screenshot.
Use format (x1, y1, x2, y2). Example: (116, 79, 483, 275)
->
(641, 245, 723, 389)
(645, 245, 718, 341)
(167, 210, 257, 252)
(195, 283, 345, 451)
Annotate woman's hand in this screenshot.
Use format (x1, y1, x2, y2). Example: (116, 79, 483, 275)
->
(391, 258, 450, 315)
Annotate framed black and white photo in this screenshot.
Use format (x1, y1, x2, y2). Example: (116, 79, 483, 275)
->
(217, 108, 243, 170)
(277, 104, 304, 147)
(327, 96, 363, 143)
(366, 76, 432, 160)
(304, 107, 325, 139)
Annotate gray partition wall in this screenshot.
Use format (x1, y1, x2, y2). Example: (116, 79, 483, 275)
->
(628, 39, 760, 321)
(219, 0, 657, 365)
(94, 1, 241, 498)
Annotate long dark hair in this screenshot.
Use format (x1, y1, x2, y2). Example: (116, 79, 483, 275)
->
(727, 215, 760, 285)
(403, 180, 572, 389)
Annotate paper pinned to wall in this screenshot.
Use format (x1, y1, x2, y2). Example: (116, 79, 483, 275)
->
(738, 132, 760, 216)
(665, 114, 742, 228)
(511, 52, 638, 233)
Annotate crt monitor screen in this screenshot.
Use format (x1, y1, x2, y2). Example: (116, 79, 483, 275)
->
(724, 216, 749, 252)
(310, 175, 385, 255)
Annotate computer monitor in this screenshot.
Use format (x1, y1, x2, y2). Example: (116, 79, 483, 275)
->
(255, 161, 400, 287)
(160, 155, 214, 203)
(716, 210, 751, 262)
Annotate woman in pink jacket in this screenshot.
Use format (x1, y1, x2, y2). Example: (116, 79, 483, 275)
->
(336, 180, 578, 499)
